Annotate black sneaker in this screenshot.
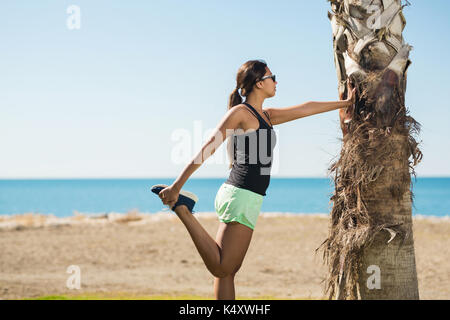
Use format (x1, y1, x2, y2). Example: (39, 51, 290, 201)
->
(150, 184, 198, 213)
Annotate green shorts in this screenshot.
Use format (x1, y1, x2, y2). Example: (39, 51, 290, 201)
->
(214, 183, 264, 230)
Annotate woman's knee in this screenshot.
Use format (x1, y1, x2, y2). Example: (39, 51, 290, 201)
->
(212, 270, 237, 279)
(210, 267, 231, 278)
(230, 263, 242, 275)
(208, 264, 227, 278)
(211, 263, 242, 278)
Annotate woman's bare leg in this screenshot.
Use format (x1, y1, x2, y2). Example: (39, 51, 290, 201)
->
(213, 221, 252, 299)
(214, 274, 235, 300)
(173, 205, 253, 281)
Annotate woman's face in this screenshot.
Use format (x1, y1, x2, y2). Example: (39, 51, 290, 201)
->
(259, 67, 277, 98)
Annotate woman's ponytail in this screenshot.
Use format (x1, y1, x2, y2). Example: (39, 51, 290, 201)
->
(228, 87, 242, 111)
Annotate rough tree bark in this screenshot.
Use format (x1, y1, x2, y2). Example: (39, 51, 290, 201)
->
(317, 0, 422, 299)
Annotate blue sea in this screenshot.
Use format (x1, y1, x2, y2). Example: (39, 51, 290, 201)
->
(0, 178, 449, 217)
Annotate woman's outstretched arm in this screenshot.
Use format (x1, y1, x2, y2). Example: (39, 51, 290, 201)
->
(159, 106, 246, 208)
(265, 79, 355, 126)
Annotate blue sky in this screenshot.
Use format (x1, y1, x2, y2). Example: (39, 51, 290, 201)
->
(1, 1, 449, 179)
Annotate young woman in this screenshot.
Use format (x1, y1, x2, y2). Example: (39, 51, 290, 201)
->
(152, 59, 355, 300)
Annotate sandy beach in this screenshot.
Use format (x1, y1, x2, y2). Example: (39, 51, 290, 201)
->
(0, 211, 448, 300)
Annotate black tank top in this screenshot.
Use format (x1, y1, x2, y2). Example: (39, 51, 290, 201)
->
(225, 102, 277, 196)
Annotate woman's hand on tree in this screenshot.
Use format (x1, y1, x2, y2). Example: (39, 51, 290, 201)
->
(345, 78, 356, 105)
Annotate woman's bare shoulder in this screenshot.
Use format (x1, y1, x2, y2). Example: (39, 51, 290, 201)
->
(230, 104, 247, 112)
(231, 104, 253, 117)
(230, 104, 259, 130)
(226, 104, 249, 119)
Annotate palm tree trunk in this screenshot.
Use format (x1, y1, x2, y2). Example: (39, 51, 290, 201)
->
(318, 0, 422, 299)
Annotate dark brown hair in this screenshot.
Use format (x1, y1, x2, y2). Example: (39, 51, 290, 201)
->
(227, 59, 268, 169)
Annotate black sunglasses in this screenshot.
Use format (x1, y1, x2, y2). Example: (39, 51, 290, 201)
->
(258, 74, 276, 83)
